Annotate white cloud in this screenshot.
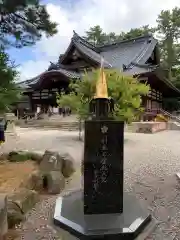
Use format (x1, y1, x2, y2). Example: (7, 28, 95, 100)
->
(19, 0, 180, 80)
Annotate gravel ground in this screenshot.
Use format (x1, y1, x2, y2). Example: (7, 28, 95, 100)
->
(2, 128, 180, 239)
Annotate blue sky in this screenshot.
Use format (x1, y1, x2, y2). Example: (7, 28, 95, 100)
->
(7, 0, 180, 81)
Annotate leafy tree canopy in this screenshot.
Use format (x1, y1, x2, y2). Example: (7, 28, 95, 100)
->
(57, 69, 149, 123)
(83, 25, 155, 45)
(0, 47, 20, 112)
(0, 0, 58, 114)
(0, 0, 58, 48)
(156, 7, 180, 80)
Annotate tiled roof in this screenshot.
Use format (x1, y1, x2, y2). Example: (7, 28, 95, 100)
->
(59, 31, 111, 67)
(20, 32, 158, 90)
(69, 32, 158, 74)
(17, 72, 48, 89)
(36, 69, 81, 81)
(18, 69, 81, 89)
(98, 35, 157, 70)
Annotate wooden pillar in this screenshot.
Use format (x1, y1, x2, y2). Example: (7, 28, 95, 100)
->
(28, 93, 34, 112)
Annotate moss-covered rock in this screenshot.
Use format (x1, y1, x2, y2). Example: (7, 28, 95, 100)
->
(7, 150, 43, 163)
(7, 201, 24, 228)
(8, 188, 39, 215)
(8, 151, 31, 162)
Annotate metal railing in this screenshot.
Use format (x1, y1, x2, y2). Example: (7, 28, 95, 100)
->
(142, 108, 180, 123)
(145, 108, 180, 122)
(159, 108, 180, 123)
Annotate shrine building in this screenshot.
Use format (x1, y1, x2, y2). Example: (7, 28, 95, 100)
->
(17, 31, 180, 118)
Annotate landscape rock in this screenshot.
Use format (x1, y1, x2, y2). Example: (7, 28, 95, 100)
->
(39, 150, 63, 173)
(30, 152, 43, 164)
(60, 153, 76, 178)
(7, 200, 24, 228)
(0, 153, 8, 161)
(0, 195, 8, 238)
(45, 171, 65, 194)
(8, 188, 39, 214)
(22, 170, 44, 191)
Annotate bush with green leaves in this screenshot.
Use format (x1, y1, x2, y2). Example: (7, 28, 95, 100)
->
(56, 69, 150, 123)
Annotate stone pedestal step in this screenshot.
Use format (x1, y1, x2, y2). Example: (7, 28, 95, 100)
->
(16, 121, 83, 131)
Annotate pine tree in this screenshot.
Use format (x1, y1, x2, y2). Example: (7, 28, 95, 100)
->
(0, 0, 58, 48)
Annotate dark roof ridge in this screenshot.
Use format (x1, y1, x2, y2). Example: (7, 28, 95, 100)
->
(59, 31, 100, 64)
(48, 62, 72, 71)
(72, 30, 99, 52)
(97, 33, 155, 50)
(59, 40, 74, 64)
(72, 40, 112, 68)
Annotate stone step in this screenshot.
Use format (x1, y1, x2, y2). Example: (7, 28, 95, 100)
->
(19, 125, 80, 130)
(16, 121, 82, 131)
(168, 122, 180, 130)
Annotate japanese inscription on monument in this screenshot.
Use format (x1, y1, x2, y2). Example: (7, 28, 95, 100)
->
(93, 125, 109, 193)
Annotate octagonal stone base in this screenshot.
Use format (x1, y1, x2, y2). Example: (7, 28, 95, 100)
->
(53, 190, 153, 239)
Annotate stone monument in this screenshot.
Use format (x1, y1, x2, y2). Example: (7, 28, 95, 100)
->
(54, 66, 152, 239)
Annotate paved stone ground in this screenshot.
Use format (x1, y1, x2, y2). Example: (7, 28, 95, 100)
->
(2, 128, 180, 239)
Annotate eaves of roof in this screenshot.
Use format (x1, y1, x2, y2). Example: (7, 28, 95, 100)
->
(123, 65, 156, 76)
(17, 72, 47, 89)
(162, 78, 180, 95)
(154, 69, 180, 95)
(29, 69, 81, 88)
(18, 69, 81, 90)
